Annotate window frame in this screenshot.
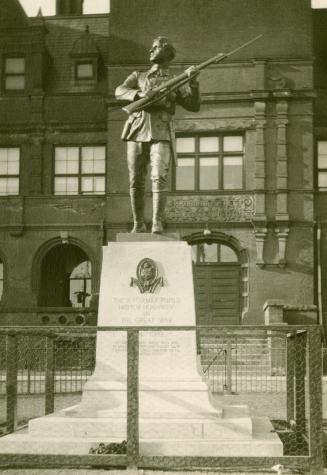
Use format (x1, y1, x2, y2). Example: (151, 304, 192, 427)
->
(3, 55, 26, 93)
(53, 144, 107, 196)
(173, 133, 245, 192)
(317, 140, 327, 191)
(0, 146, 21, 196)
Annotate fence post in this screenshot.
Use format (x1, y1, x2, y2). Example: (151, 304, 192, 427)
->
(6, 331, 18, 433)
(294, 331, 306, 438)
(127, 329, 139, 469)
(225, 339, 232, 394)
(45, 333, 55, 415)
(286, 333, 295, 422)
(307, 327, 323, 475)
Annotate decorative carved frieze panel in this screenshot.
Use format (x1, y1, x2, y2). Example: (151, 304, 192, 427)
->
(165, 195, 255, 223)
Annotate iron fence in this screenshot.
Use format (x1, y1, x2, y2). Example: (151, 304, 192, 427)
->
(0, 325, 323, 474)
(200, 332, 287, 394)
(0, 330, 291, 396)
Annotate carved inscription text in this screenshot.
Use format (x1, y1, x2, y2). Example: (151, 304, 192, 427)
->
(165, 195, 255, 222)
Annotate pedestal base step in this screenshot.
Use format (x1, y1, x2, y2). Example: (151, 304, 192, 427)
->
(140, 418, 282, 456)
(0, 418, 282, 456)
(28, 413, 253, 440)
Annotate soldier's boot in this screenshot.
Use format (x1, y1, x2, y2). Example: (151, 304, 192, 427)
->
(151, 191, 167, 234)
(130, 189, 146, 233)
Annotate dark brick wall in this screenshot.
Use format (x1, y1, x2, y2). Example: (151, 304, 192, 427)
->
(109, 0, 312, 64)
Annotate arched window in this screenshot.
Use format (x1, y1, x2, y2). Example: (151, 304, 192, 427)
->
(191, 242, 238, 264)
(38, 244, 92, 308)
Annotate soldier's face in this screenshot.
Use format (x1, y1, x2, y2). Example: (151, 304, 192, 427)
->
(149, 39, 167, 64)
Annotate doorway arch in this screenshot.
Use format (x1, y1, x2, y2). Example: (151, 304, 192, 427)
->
(37, 243, 92, 308)
(184, 232, 248, 325)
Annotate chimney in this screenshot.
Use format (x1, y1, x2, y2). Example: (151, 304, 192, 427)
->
(56, 0, 84, 16)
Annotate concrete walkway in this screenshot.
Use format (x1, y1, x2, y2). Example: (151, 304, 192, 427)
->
(0, 471, 292, 475)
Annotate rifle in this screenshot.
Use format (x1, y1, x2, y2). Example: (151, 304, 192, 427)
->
(122, 34, 262, 116)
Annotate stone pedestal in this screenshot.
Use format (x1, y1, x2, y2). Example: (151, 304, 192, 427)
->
(0, 235, 283, 456)
(79, 239, 217, 421)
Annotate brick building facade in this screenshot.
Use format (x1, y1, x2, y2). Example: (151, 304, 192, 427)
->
(0, 0, 320, 329)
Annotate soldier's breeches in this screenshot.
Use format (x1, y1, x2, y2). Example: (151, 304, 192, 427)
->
(149, 141, 170, 192)
(127, 141, 171, 192)
(127, 142, 148, 192)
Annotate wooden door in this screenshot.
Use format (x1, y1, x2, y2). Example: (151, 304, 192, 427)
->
(192, 243, 241, 326)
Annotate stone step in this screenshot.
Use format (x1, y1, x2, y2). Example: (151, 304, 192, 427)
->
(0, 433, 119, 454)
(0, 418, 282, 457)
(28, 414, 253, 440)
(139, 418, 282, 456)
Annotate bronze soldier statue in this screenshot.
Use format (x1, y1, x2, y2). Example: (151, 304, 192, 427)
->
(115, 36, 200, 234)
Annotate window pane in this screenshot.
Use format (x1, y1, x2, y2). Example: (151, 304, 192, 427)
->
(81, 146, 106, 174)
(318, 141, 327, 155)
(198, 243, 218, 263)
(0, 178, 19, 195)
(220, 245, 238, 262)
(93, 146, 106, 160)
(81, 160, 93, 174)
(54, 177, 78, 195)
(0, 149, 19, 175)
(0, 262, 3, 279)
(81, 176, 105, 194)
(5, 58, 25, 74)
(176, 157, 195, 190)
(176, 137, 195, 153)
(7, 178, 19, 194)
(318, 153, 327, 169)
(200, 157, 219, 190)
(223, 156, 243, 189)
(223, 136, 243, 152)
(70, 278, 91, 307)
(0, 161, 8, 174)
(8, 148, 19, 162)
(318, 172, 327, 189)
(199, 136, 219, 152)
(94, 176, 105, 193)
(55, 158, 68, 174)
(0, 179, 7, 195)
(67, 147, 79, 161)
(71, 261, 92, 279)
(7, 161, 19, 175)
(55, 148, 79, 174)
(0, 150, 7, 161)
(0, 280, 3, 302)
(77, 63, 94, 79)
(5, 76, 25, 90)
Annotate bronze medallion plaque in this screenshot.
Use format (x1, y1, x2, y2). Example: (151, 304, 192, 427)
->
(130, 257, 164, 294)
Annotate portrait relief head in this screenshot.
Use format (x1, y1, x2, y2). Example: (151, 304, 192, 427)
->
(137, 258, 157, 285)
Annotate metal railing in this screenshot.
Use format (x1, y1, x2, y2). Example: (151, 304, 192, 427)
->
(0, 325, 323, 473)
(200, 332, 287, 393)
(0, 331, 289, 396)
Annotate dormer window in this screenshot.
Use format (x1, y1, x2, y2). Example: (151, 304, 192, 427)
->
(4, 57, 25, 91)
(70, 26, 100, 86)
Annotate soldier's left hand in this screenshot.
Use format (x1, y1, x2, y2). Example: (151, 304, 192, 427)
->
(185, 65, 200, 85)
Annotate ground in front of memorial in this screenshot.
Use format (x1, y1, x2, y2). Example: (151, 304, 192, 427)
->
(0, 471, 313, 474)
